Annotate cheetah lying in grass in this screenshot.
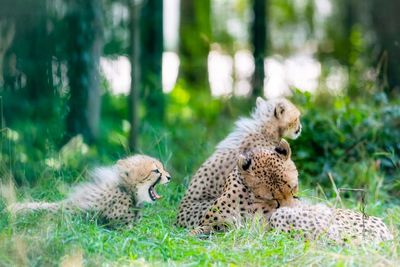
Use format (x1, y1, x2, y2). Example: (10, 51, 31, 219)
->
(191, 140, 392, 242)
(177, 97, 302, 228)
(191, 140, 299, 235)
(9, 154, 171, 227)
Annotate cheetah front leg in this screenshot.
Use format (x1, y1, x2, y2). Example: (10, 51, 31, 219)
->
(190, 222, 232, 236)
(190, 225, 213, 236)
(119, 209, 141, 229)
(102, 199, 140, 228)
(190, 199, 236, 236)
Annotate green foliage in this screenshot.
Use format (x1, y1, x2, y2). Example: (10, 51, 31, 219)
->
(2, 86, 399, 194)
(291, 90, 400, 201)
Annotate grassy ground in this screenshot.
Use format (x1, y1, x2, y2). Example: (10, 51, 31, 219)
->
(0, 180, 399, 267)
(1, 92, 399, 266)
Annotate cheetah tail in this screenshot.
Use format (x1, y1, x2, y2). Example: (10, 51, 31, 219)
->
(7, 202, 60, 214)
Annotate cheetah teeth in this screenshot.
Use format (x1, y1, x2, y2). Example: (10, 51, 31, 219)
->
(149, 177, 162, 201)
(149, 186, 161, 201)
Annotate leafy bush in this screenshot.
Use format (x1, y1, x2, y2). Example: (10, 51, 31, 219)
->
(291, 90, 400, 201)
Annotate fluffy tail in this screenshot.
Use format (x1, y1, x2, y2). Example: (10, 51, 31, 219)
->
(8, 202, 60, 214)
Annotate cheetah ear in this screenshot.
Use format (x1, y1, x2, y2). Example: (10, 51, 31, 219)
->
(275, 139, 291, 160)
(256, 96, 266, 108)
(116, 159, 125, 167)
(238, 153, 252, 171)
(274, 102, 285, 119)
(121, 171, 129, 179)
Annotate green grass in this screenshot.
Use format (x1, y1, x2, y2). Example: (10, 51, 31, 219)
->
(1, 170, 400, 266)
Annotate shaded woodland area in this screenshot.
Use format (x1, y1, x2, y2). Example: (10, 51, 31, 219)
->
(0, 0, 399, 198)
(1, 1, 400, 266)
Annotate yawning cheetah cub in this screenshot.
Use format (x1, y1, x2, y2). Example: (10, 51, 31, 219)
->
(9, 155, 171, 226)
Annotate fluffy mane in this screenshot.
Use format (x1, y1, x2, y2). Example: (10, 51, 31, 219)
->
(8, 166, 121, 213)
(67, 166, 120, 210)
(216, 98, 278, 150)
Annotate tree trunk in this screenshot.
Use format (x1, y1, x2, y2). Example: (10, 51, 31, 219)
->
(140, 0, 164, 122)
(4, 0, 54, 116)
(128, 0, 141, 152)
(65, 0, 103, 144)
(23, 3, 53, 103)
(179, 0, 211, 90)
(0, 21, 15, 86)
(341, 0, 355, 96)
(251, 0, 267, 97)
(371, 0, 400, 92)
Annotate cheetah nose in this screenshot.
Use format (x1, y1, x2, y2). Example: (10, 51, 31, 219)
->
(295, 127, 301, 135)
(166, 176, 171, 181)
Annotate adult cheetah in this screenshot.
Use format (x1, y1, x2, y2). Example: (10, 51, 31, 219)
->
(191, 139, 299, 235)
(190, 141, 393, 243)
(9, 155, 171, 227)
(177, 97, 302, 228)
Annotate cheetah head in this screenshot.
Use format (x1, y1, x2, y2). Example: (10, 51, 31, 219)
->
(238, 139, 298, 204)
(117, 155, 171, 204)
(254, 97, 302, 139)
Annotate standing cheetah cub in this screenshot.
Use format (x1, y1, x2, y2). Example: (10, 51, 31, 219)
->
(177, 97, 302, 228)
(9, 155, 171, 227)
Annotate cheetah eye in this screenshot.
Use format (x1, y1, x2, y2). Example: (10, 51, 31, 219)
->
(152, 169, 160, 174)
(275, 146, 287, 156)
(241, 158, 252, 171)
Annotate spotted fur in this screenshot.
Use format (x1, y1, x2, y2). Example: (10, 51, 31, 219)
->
(269, 202, 393, 243)
(177, 97, 302, 228)
(191, 140, 299, 235)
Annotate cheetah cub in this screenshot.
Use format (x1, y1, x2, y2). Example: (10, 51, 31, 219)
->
(9, 155, 171, 227)
(177, 97, 302, 228)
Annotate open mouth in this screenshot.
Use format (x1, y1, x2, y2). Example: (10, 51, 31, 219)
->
(148, 176, 162, 201)
(294, 126, 301, 136)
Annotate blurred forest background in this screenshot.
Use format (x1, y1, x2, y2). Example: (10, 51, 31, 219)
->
(0, 0, 399, 202)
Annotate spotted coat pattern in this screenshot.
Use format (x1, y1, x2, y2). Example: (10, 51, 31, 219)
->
(176, 97, 302, 228)
(191, 142, 299, 235)
(269, 203, 393, 242)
